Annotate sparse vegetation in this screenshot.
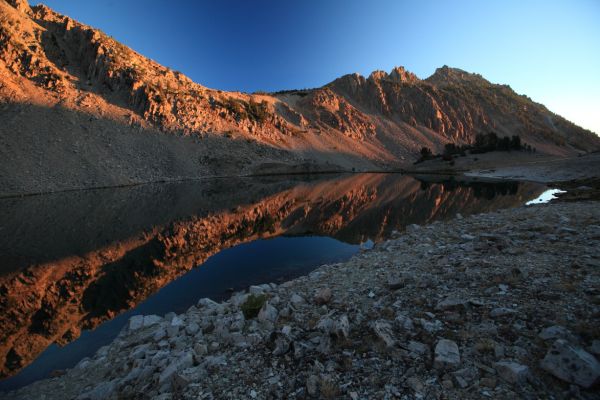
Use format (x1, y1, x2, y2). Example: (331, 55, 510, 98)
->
(217, 98, 270, 123)
(240, 294, 267, 319)
(415, 132, 536, 164)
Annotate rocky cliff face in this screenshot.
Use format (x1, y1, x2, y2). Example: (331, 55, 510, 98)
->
(1, 0, 598, 195)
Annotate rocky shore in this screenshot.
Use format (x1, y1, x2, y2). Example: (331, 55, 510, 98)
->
(3, 201, 600, 399)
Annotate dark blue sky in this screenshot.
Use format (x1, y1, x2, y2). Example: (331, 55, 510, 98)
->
(34, 0, 600, 133)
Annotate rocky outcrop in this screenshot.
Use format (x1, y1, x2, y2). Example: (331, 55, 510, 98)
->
(3, 201, 599, 399)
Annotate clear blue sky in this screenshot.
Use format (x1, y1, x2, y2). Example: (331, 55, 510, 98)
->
(34, 0, 600, 134)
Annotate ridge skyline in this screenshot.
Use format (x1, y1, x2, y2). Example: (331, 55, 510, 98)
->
(33, 0, 600, 135)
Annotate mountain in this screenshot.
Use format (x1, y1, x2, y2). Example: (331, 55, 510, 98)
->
(1, 0, 599, 195)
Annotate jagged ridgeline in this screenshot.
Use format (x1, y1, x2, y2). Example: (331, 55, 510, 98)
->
(1, 0, 599, 195)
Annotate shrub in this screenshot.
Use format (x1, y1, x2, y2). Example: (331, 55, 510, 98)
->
(420, 146, 433, 159)
(247, 100, 269, 123)
(240, 294, 267, 319)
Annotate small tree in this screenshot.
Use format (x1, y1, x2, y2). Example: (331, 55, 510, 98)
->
(420, 146, 433, 159)
(444, 143, 458, 156)
(510, 135, 522, 150)
(498, 136, 511, 151)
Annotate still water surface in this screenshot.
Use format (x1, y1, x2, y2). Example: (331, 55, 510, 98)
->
(0, 173, 546, 390)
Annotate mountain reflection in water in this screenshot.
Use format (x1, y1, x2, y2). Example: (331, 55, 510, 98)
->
(0, 173, 545, 388)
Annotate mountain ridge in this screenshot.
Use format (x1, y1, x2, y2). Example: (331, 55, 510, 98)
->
(1, 0, 599, 195)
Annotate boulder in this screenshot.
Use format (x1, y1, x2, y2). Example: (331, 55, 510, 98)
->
(185, 322, 200, 336)
(143, 315, 162, 327)
(76, 379, 118, 400)
(489, 307, 516, 318)
(128, 315, 144, 331)
(290, 293, 305, 306)
(540, 339, 600, 388)
(435, 297, 466, 311)
(158, 352, 193, 385)
(434, 339, 460, 370)
(406, 341, 429, 358)
(314, 287, 332, 305)
(336, 314, 350, 338)
(372, 320, 395, 347)
(538, 325, 576, 342)
(494, 361, 530, 384)
(257, 302, 278, 323)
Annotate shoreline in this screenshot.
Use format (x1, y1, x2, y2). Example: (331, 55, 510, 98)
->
(4, 200, 599, 399)
(2, 152, 599, 199)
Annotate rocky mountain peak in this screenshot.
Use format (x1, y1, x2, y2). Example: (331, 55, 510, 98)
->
(426, 65, 489, 87)
(388, 66, 419, 83)
(5, 0, 30, 15)
(327, 72, 367, 94)
(366, 66, 419, 84)
(368, 70, 389, 82)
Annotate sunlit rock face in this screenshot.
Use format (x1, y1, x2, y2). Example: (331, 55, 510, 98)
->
(1, 1, 599, 196)
(0, 173, 545, 378)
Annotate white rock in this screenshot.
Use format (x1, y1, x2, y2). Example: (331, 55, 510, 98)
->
(193, 343, 208, 357)
(159, 352, 193, 385)
(128, 315, 144, 331)
(435, 297, 466, 310)
(395, 313, 415, 332)
(538, 325, 575, 342)
(76, 379, 118, 400)
(153, 328, 167, 342)
(494, 361, 530, 384)
(131, 344, 151, 359)
(249, 285, 266, 295)
(434, 339, 460, 370)
(143, 315, 162, 327)
(257, 302, 278, 323)
(248, 283, 272, 295)
(231, 292, 249, 308)
(164, 312, 176, 322)
(203, 355, 227, 368)
(336, 314, 350, 338)
(451, 367, 479, 388)
(372, 320, 395, 347)
(407, 341, 429, 357)
(290, 293, 305, 306)
(419, 318, 443, 333)
(407, 224, 420, 232)
(316, 317, 335, 334)
(281, 325, 292, 336)
(540, 339, 600, 388)
(197, 297, 219, 308)
(166, 324, 179, 338)
(490, 307, 516, 318)
(314, 287, 332, 305)
(272, 336, 291, 356)
(186, 322, 200, 336)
